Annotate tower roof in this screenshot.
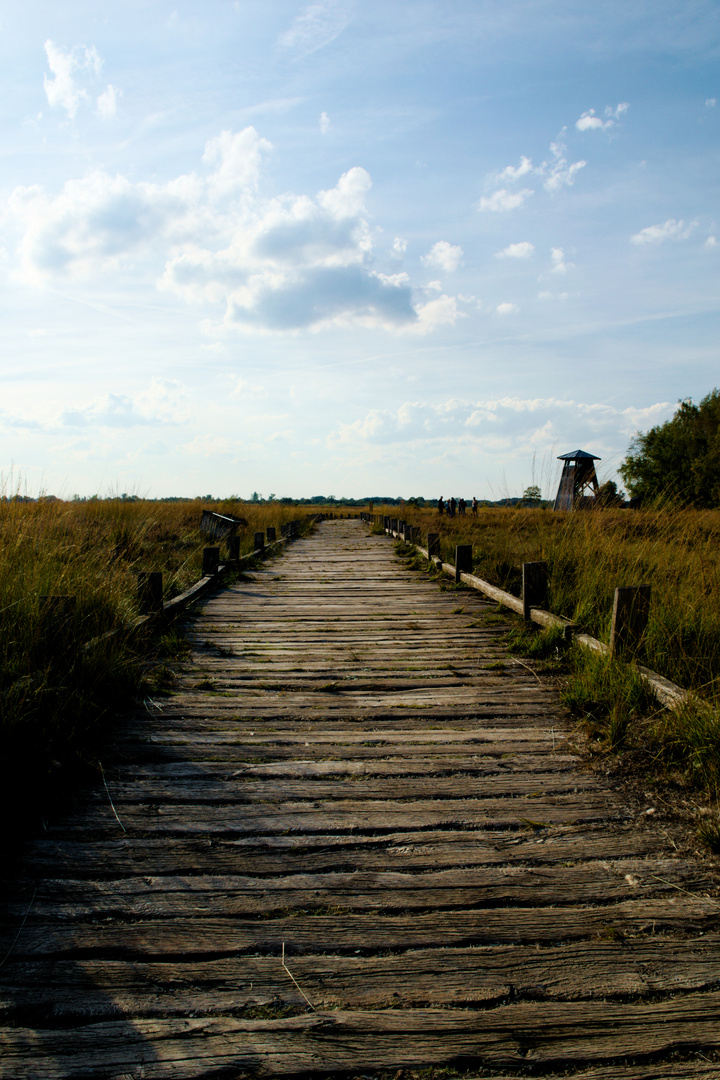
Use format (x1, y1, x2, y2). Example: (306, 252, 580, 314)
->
(557, 449, 601, 461)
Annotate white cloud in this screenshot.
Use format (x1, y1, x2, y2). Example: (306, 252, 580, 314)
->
(630, 218, 697, 245)
(202, 127, 272, 196)
(278, 1, 350, 56)
(537, 290, 569, 301)
(59, 378, 188, 429)
(97, 84, 120, 119)
(5, 129, 459, 335)
(496, 302, 519, 315)
(576, 103, 628, 131)
(231, 378, 268, 399)
(326, 397, 678, 473)
(43, 40, 112, 120)
(706, 235, 717, 248)
(478, 188, 533, 213)
(320, 111, 330, 134)
(496, 241, 534, 259)
(411, 294, 461, 332)
(540, 139, 586, 192)
(550, 247, 573, 274)
(495, 156, 533, 182)
(480, 130, 585, 212)
(182, 434, 243, 457)
(392, 237, 407, 256)
(706, 98, 717, 108)
(421, 240, 463, 272)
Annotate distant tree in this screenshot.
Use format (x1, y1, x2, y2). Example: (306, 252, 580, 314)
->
(522, 484, 542, 506)
(596, 480, 625, 506)
(619, 390, 720, 507)
(250, 492, 261, 502)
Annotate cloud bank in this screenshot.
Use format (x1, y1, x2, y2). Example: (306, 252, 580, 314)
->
(327, 397, 676, 469)
(4, 128, 462, 335)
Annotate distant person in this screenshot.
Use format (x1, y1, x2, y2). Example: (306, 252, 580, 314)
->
(449, 497, 457, 517)
(472, 497, 478, 515)
(459, 498, 466, 515)
(437, 496, 444, 515)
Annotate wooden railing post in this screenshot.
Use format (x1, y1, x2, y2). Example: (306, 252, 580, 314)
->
(267, 527, 276, 543)
(455, 545, 472, 584)
(227, 536, 240, 562)
(253, 531, 265, 552)
(202, 547, 220, 576)
(522, 562, 548, 621)
(610, 585, 651, 659)
(137, 572, 163, 616)
(427, 533, 439, 558)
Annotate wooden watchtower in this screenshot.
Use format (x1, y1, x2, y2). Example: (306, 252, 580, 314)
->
(553, 449, 601, 510)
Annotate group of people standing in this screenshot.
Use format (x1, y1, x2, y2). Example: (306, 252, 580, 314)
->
(437, 496, 478, 516)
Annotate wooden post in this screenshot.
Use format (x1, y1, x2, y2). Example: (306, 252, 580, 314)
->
(455, 545, 472, 584)
(610, 585, 651, 659)
(202, 547, 220, 576)
(137, 572, 163, 616)
(267, 526, 276, 543)
(227, 536, 240, 562)
(522, 561, 548, 621)
(253, 531, 265, 552)
(427, 533, 440, 557)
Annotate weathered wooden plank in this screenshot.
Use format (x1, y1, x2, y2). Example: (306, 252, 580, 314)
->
(15, 827, 670, 879)
(5, 936, 720, 1019)
(45, 794, 623, 838)
(2, 898, 715, 959)
(83, 772, 601, 804)
(112, 753, 583, 779)
(7, 858, 706, 921)
(3, 998, 720, 1079)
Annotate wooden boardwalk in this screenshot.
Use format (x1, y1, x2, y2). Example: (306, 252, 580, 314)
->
(2, 518, 720, 1079)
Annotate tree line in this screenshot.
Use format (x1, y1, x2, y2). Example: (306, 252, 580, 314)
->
(620, 388, 720, 508)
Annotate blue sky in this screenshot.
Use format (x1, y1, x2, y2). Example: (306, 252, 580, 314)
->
(1, 1, 718, 499)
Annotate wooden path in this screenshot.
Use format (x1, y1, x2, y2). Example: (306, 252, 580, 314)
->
(2, 518, 720, 1079)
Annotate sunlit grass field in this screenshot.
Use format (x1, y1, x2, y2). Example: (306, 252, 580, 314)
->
(386, 504, 720, 705)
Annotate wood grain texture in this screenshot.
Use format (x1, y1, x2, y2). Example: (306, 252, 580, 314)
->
(1, 519, 719, 1079)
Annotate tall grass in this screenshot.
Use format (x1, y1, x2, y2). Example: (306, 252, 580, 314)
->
(0, 496, 313, 842)
(387, 504, 720, 706)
